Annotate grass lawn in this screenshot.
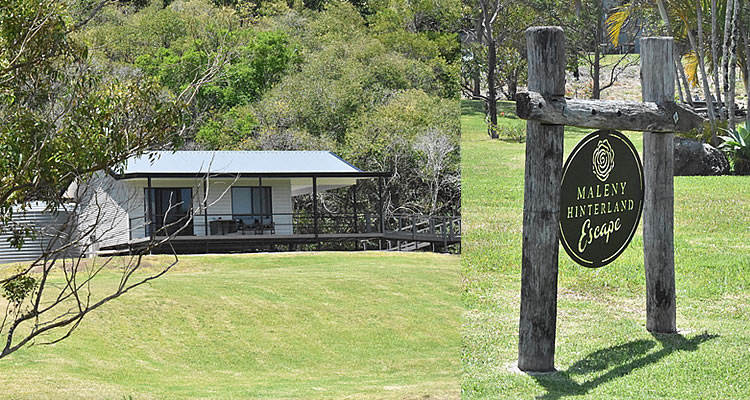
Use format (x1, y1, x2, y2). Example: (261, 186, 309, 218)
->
(0, 252, 460, 399)
(461, 99, 750, 399)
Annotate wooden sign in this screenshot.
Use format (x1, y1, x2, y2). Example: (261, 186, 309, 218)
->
(559, 130, 644, 268)
(518, 29, 681, 372)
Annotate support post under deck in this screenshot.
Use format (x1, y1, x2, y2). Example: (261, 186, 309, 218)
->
(203, 176, 209, 236)
(147, 176, 153, 239)
(352, 182, 357, 233)
(313, 176, 319, 240)
(259, 176, 263, 231)
(378, 177, 384, 250)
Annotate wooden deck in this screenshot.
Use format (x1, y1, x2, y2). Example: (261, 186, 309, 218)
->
(101, 232, 387, 254)
(101, 214, 461, 255)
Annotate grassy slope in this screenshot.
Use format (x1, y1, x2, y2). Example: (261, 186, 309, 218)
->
(462, 100, 750, 399)
(0, 252, 460, 399)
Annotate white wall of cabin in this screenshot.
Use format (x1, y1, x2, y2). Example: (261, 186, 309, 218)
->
(76, 173, 136, 252)
(126, 177, 293, 240)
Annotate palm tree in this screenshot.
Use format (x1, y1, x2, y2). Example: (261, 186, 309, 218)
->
(607, 0, 748, 144)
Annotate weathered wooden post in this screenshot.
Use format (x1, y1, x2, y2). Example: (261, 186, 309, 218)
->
(518, 26, 565, 372)
(641, 37, 677, 333)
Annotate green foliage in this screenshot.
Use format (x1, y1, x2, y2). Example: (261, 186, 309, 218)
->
(369, 0, 461, 36)
(496, 121, 525, 142)
(719, 122, 750, 174)
(348, 89, 459, 148)
(1, 0, 186, 238)
(368, 0, 460, 98)
(1, 270, 37, 306)
(195, 105, 258, 149)
(246, 0, 460, 214)
(1, 0, 81, 103)
(136, 43, 208, 94)
(81, 0, 298, 151)
(254, 34, 457, 145)
(203, 31, 296, 108)
(69, 0, 460, 217)
(83, 3, 186, 63)
(136, 30, 294, 110)
(347, 90, 460, 214)
(1, 72, 184, 205)
(77, 0, 241, 63)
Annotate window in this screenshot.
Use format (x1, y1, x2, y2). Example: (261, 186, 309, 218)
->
(145, 188, 193, 236)
(232, 187, 272, 227)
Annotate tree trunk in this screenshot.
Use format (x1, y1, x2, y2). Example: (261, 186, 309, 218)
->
(727, 0, 741, 132)
(487, 36, 498, 138)
(482, 0, 499, 139)
(710, 0, 723, 112)
(694, 0, 718, 144)
(507, 69, 518, 101)
(746, 29, 750, 130)
(674, 59, 685, 103)
(592, 0, 603, 99)
(655, 0, 669, 23)
(722, 0, 735, 109)
(472, 15, 483, 99)
(592, 51, 601, 99)
(656, 0, 694, 106)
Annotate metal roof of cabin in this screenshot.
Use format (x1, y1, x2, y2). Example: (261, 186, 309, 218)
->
(117, 151, 369, 176)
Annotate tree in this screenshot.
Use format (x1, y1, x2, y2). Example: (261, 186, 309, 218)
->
(695, 0, 719, 140)
(462, 0, 528, 138)
(414, 129, 459, 215)
(169, 0, 461, 222)
(528, 0, 639, 100)
(0, 0, 201, 358)
(608, 0, 750, 143)
(461, 11, 484, 99)
(345, 89, 460, 216)
(478, 0, 501, 138)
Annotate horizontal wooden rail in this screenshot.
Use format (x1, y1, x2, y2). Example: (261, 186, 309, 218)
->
(384, 214, 461, 243)
(516, 91, 705, 133)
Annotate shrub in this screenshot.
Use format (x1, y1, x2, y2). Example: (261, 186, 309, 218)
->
(497, 123, 525, 143)
(719, 122, 750, 175)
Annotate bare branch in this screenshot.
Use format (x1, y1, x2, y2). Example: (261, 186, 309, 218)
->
(70, 0, 112, 33)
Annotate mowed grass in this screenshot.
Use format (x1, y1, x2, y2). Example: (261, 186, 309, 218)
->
(0, 252, 461, 399)
(461, 100, 750, 399)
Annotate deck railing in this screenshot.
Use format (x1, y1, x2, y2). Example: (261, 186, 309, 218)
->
(384, 214, 461, 242)
(128, 211, 383, 240)
(126, 211, 460, 248)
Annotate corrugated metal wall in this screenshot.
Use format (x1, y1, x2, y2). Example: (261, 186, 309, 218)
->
(0, 203, 77, 265)
(75, 174, 134, 251)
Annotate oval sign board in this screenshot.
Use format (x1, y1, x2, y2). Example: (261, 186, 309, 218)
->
(559, 130, 644, 268)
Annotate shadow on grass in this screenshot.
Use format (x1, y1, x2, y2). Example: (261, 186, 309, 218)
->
(461, 99, 484, 116)
(497, 101, 519, 120)
(532, 332, 718, 400)
(460, 99, 520, 119)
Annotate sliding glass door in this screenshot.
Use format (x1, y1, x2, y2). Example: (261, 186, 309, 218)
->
(232, 187, 272, 227)
(145, 188, 193, 236)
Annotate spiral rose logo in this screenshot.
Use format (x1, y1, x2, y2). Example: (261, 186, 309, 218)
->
(592, 139, 615, 181)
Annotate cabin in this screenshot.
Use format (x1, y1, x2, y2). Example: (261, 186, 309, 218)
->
(76, 150, 390, 255)
(0, 151, 460, 263)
